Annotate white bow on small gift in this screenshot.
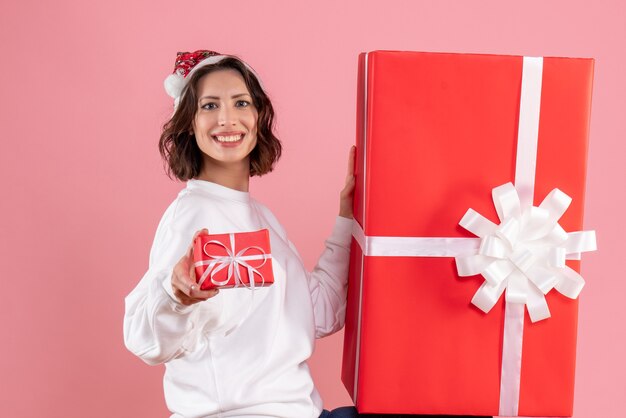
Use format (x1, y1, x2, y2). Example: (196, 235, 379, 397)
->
(195, 233, 270, 290)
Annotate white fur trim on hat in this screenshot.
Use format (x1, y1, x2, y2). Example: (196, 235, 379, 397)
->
(163, 55, 264, 109)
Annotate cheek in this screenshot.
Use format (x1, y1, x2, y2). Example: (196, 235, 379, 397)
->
(193, 112, 213, 132)
(192, 117, 201, 136)
(249, 110, 259, 130)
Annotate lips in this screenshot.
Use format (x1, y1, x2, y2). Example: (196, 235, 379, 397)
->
(212, 133, 244, 143)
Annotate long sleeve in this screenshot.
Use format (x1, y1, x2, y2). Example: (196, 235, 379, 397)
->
(297, 216, 353, 338)
(123, 268, 198, 366)
(123, 180, 351, 417)
(123, 198, 215, 366)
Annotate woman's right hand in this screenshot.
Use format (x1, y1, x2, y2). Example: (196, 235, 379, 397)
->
(171, 228, 220, 306)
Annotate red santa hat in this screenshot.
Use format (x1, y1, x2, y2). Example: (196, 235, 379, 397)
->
(164, 50, 264, 109)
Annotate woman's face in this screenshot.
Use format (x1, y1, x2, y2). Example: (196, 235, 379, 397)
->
(192, 69, 258, 171)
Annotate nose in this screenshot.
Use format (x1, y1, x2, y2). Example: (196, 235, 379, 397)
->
(218, 105, 236, 126)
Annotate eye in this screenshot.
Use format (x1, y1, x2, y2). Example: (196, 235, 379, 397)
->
(200, 102, 218, 110)
(235, 100, 251, 108)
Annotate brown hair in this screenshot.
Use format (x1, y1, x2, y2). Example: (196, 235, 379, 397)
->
(159, 56, 282, 180)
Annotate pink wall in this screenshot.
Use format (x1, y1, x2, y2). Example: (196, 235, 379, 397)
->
(1, 1, 623, 417)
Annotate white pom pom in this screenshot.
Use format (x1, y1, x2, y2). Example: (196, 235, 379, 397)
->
(164, 73, 186, 99)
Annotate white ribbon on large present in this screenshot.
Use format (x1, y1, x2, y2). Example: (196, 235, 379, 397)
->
(351, 55, 597, 416)
(456, 182, 596, 323)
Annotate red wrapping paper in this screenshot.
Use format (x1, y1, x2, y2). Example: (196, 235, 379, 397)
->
(341, 51, 594, 416)
(193, 229, 274, 290)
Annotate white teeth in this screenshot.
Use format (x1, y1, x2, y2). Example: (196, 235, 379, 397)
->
(214, 134, 243, 142)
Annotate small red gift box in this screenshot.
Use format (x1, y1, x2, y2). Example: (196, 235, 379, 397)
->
(341, 51, 596, 417)
(193, 229, 274, 291)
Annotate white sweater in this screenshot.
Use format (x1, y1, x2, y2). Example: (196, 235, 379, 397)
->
(123, 179, 352, 418)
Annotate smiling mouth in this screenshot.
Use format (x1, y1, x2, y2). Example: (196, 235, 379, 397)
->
(212, 134, 244, 143)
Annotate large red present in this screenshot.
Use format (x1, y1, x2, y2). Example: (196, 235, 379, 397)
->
(193, 229, 274, 290)
(341, 51, 597, 416)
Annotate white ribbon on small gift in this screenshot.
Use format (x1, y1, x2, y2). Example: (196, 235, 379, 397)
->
(351, 55, 597, 416)
(194, 233, 270, 289)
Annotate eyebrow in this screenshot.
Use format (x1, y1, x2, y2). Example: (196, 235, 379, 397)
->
(198, 93, 252, 101)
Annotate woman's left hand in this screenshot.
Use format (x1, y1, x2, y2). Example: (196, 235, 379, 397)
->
(339, 146, 356, 219)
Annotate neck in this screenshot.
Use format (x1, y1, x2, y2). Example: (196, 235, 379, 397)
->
(196, 157, 250, 192)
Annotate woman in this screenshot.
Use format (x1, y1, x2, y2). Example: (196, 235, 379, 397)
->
(123, 50, 357, 417)
(123, 50, 491, 418)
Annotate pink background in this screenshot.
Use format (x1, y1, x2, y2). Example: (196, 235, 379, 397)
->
(1, 1, 623, 417)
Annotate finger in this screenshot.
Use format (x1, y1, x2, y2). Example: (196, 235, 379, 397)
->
(174, 287, 216, 305)
(345, 175, 356, 194)
(172, 260, 188, 285)
(173, 288, 194, 306)
(185, 261, 218, 299)
(176, 278, 203, 299)
(193, 228, 209, 241)
(188, 228, 210, 252)
(347, 145, 356, 177)
(187, 260, 199, 297)
(341, 174, 356, 196)
(181, 228, 214, 299)
(192, 287, 220, 300)
(184, 280, 219, 301)
(172, 261, 197, 299)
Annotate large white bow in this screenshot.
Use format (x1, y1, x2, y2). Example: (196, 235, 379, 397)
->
(455, 182, 597, 322)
